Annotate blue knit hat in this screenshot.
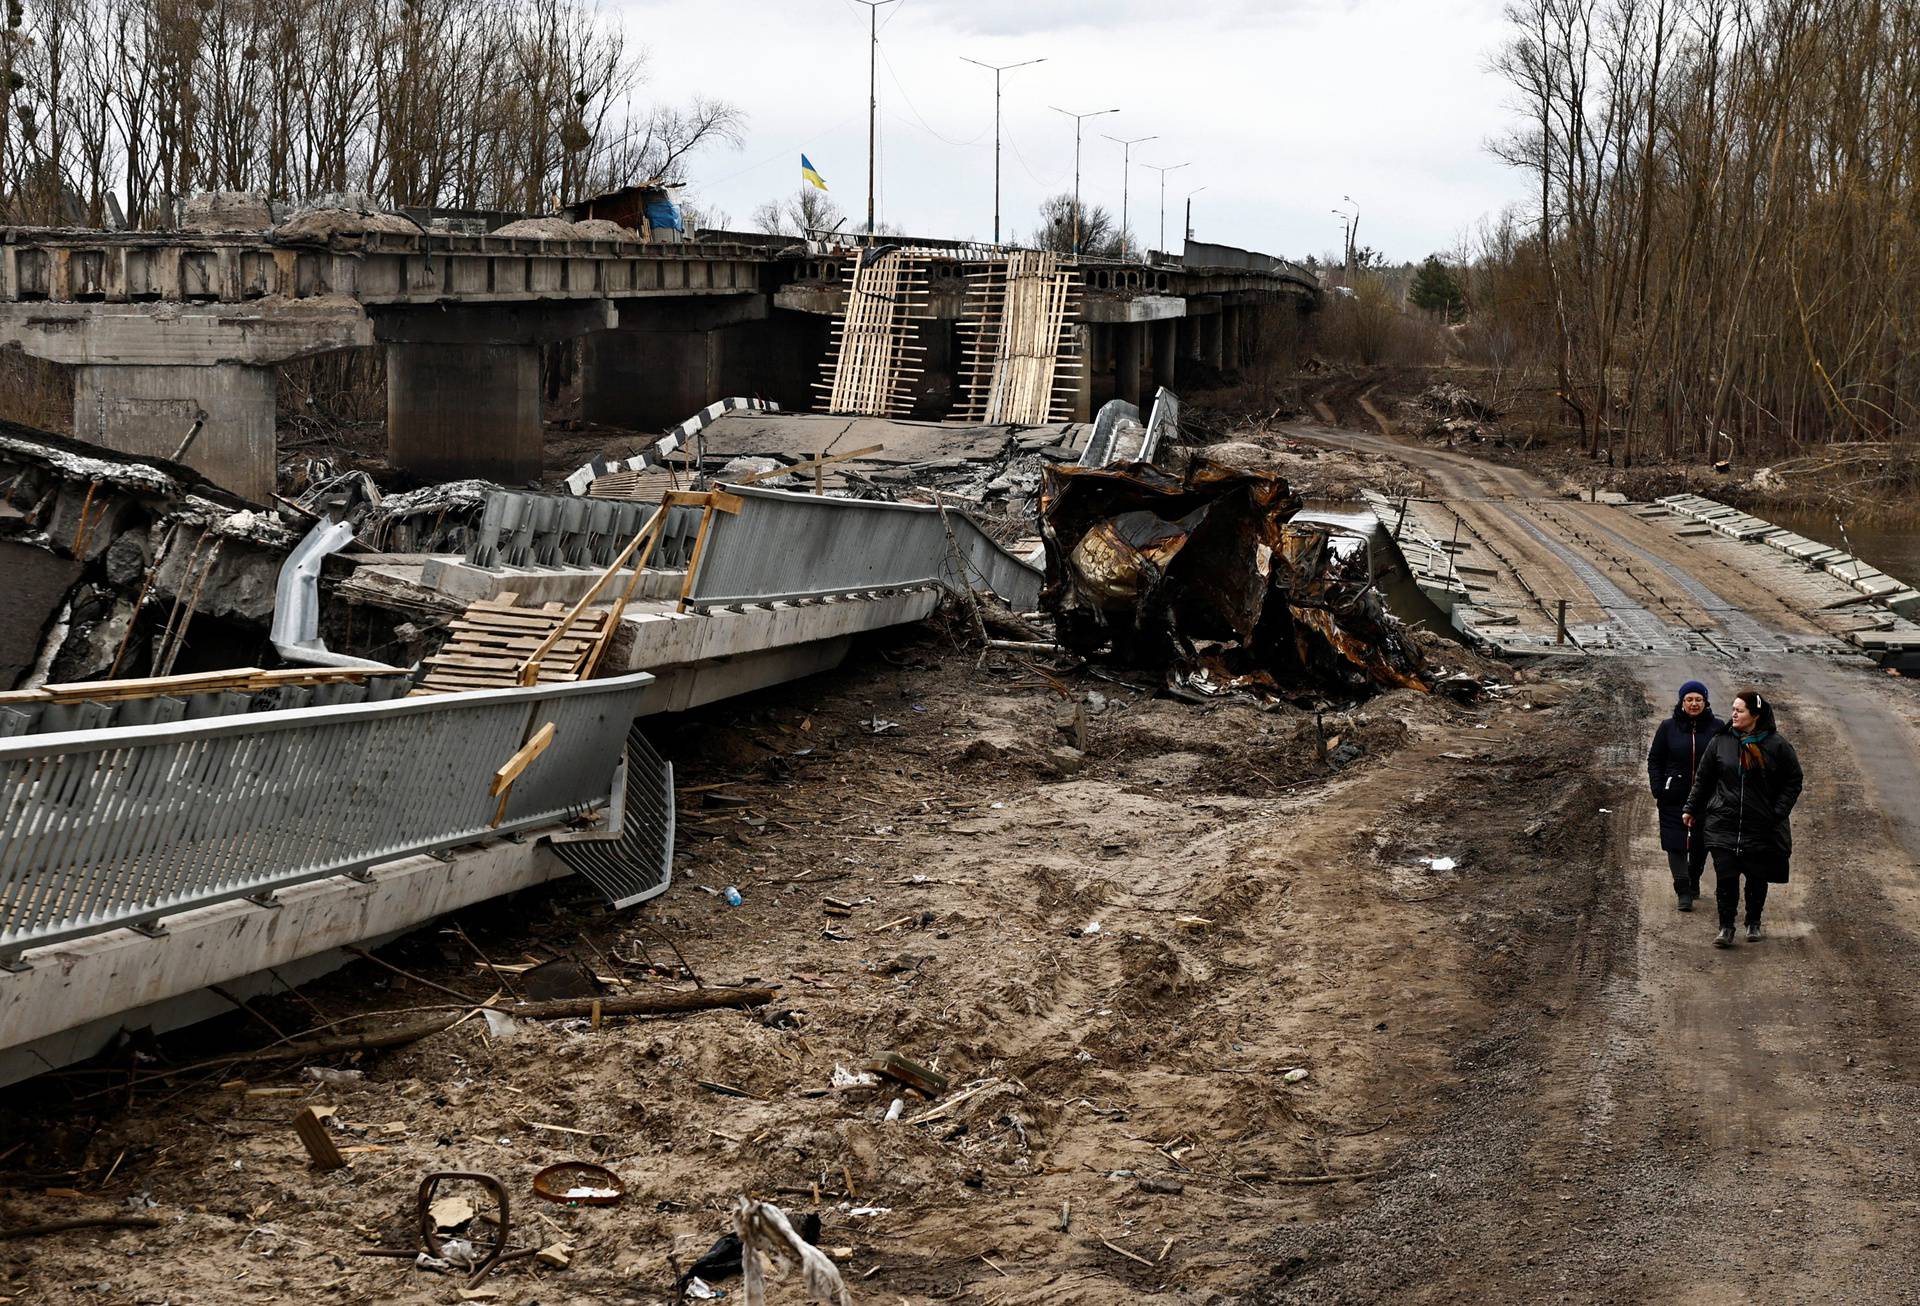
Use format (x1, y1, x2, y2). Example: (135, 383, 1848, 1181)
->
(1677, 680, 1709, 703)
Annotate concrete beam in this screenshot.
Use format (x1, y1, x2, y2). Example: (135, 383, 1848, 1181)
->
(1081, 294, 1187, 325)
(613, 296, 770, 331)
(74, 363, 277, 501)
(1068, 323, 1095, 423)
(370, 299, 615, 346)
(0, 300, 371, 366)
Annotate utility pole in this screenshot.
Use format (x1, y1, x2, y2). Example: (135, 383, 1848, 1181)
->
(961, 55, 1044, 245)
(855, 0, 899, 237)
(1142, 161, 1189, 256)
(1184, 185, 1206, 244)
(1102, 132, 1156, 257)
(1050, 105, 1119, 253)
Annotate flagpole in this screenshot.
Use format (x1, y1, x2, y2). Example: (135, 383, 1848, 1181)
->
(855, 0, 899, 238)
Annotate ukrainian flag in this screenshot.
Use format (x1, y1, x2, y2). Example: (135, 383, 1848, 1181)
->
(801, 155, 828, 191)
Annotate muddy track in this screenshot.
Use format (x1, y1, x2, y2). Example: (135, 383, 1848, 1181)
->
(1258, 417, 1920, 1301)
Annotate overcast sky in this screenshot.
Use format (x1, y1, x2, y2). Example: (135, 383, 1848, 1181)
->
(609, 0, 1525, 262)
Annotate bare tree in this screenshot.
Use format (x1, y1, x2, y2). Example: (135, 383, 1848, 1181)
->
(752, 185, 844, 237)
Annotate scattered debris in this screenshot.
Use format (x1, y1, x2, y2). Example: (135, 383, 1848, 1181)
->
(292, 1106, 346, 1172)
(532, 1162, 626, 1206)
(867, 1052, 950, 1098)
(1039, 455, 1428, 699)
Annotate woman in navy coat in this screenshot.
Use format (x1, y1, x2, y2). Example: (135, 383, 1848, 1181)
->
(1647, 679, 1723, 911)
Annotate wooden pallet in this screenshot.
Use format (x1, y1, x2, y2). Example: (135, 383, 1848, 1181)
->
(816, 249, 931, 417)
(956, 251, 1081, 425)
(588, 467, 682, 501)
(411, 594, 615, 696)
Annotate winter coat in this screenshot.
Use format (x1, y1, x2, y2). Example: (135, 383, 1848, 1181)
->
(1647, 709, 1725, 852)
(1683, 728, 1804, 862)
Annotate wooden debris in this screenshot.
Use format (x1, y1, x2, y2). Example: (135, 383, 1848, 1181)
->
(293, 1106, 346, 1172)
(867, 1052, 949, 1098)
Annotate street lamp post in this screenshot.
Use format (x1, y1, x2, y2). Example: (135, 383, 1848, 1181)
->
(854, 0, 900, 236)
(961, 56, 1044, 245)
(1184, 185, 1207, 243)
(1142, 161, 1190, 256)
(1049, 105, 1119, 253)
(1102, 132, 1156, 257)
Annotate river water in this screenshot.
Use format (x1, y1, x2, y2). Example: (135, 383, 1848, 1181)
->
(1761, 506, 1920, 587)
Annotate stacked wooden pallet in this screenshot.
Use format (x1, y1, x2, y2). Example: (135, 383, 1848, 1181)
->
(816, 249, 930, 417)
(587, 466, 683, 501)
(411, 594, 615, 696)
(956, 251, 1081, 425)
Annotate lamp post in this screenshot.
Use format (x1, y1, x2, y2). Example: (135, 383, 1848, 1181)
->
(1102, 132, 1156, 257)
(1184, 184, 1206, 243)
(961, 56, 1044, 245)
(1049, 105, 1119, 253)
(854, 0, 900, 236)
(1333, 196, 1359, 276)
(1141, 161, 1190, 256)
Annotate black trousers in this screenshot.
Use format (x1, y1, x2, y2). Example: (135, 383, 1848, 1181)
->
(1666, 843, 1708, 896)
(1711, 847, 1771, 929)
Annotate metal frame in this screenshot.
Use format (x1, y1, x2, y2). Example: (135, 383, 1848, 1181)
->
(0, 672, 652, 967)
(680, 483, 1042, 611)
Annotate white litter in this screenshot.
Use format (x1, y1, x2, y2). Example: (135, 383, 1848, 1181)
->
(1283, 1068, 1310, 1084)
(561, 1186, 620, 1200)
(1419, 856, 1458, 872)
(1081, 921, 1102, 935)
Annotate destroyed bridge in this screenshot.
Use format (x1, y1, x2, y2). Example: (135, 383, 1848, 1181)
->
(0, 224, 1315, 502)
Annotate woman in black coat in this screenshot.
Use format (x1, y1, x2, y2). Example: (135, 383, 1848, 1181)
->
(1647, 679, 1722, 912)
(1683, 688, 1804, 948)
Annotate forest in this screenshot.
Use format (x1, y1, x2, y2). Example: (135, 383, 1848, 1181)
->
(0, 0, 741, 227)
(1475, 0, 1920, 463)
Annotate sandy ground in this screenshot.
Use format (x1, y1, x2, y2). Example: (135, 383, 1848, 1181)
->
(7, 406, 1920, 1305)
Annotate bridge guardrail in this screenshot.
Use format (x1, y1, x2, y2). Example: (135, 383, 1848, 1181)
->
(683, 483, 1042, 612)
(0, 672, 652, 967)
(465, 491, 702, 572)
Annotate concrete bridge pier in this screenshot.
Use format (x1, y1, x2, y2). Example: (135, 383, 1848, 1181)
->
(0, 302, 371, 502)
(581, 296, 777, 432)
(1222, 305, 1244, 373)
(1114, 323, 1145, 408)
(1153, 319, 1178, 390)
(1200, 311, 1225, 370)
(1069, 324, 1095, 422)
(376, 302, 613, 485)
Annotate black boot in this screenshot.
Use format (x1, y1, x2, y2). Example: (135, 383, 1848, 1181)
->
(1678, 893, 1695, 912)
(1747, 920, 1763, 942)
(1714, 927, 1734, 948)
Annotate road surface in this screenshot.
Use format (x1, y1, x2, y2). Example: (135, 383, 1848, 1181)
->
(1269, 422, 1920, 1303)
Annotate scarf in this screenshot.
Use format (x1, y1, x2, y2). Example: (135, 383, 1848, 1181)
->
(1738, 729, 1770, 771)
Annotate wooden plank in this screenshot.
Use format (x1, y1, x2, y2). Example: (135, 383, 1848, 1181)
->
(490, 721, 557, 796)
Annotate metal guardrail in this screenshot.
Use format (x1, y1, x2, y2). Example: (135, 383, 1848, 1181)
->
(552, 724, 675, 909)
(0, 672, 652, 967)
(465, 491, 702, 571)
(684, 484, 1043, 611)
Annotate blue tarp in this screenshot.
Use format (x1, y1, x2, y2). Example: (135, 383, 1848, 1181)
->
(645, 195, 684, 232)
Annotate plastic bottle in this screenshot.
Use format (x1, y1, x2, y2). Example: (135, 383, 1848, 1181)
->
(723, 886, 743, 907)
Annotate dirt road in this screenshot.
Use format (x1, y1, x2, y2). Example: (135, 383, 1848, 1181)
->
(1262, 422, 1920, 1303)
(5, 421, 1917, 1305)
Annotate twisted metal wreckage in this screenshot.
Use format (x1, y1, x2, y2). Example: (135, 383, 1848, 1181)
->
(1039, 455, 1429, 699)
